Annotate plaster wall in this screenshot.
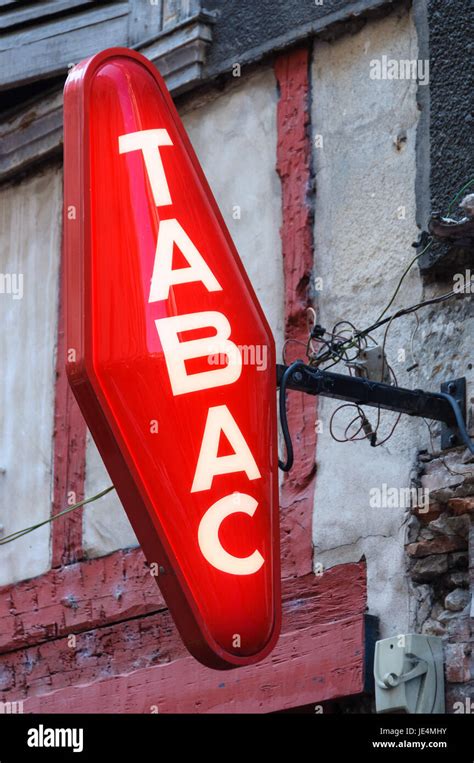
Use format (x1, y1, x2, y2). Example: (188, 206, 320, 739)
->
(0, 168, 61, 584)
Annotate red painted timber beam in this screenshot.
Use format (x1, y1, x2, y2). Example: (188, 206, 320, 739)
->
(275, 47, 318, 579)
(0, 562, 371, 711)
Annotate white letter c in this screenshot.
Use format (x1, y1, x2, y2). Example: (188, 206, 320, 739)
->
(198, 493, 264, 575)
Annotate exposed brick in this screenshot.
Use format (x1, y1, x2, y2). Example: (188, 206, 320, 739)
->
(429, 513, 470, 538)
(412, 502, 443, 524)
(444, 588, 471, 612)
(445, 643, 471, 684)
(445, 571, 470, 588)
(411, 450, 474, 705)
(410, 554, 448, 582)
(421, 618, 446, 636)
(448, 552, 469, 570)
(406, 536, 467, 558)
(446, 616, 471, 641)
(421, 452, 474, 494)
(448, 497, 474, 516)
(446, 685, 474, 714)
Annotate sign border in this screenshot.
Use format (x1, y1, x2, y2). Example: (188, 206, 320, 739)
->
(63, 47, 281, 670)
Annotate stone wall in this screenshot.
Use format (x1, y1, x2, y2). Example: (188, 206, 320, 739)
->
(407, 446, 474, 711)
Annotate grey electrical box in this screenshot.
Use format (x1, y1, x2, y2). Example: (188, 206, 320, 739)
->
(374, 634, 444, 714)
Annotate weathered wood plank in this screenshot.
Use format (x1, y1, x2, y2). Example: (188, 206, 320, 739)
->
(140, 17, 212, 92)
(0, 3, 129, 89)
(0, 2, 127, 47)
(0, 562, 369, 710)
(0, 0, 95, 31)
(0, 13, 215, 180)
(0, 548, 365, 655)
(0, 90, 63, 177)
(276, 47, 317, 579)
(0, 548, 164, 654)
(15, 614, 370, 712)
(162, 0, 200, 30)
(127, 0, 162, 47)
(51, 228, 88, 568)
(0, 1, 26, 9)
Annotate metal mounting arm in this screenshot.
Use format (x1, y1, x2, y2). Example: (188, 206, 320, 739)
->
(276, 363, 472, 466)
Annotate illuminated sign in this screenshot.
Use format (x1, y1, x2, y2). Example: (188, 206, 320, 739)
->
(63, 48, 280, 669)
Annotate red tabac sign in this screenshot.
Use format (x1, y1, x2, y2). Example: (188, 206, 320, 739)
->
(63, 48, 280, 669)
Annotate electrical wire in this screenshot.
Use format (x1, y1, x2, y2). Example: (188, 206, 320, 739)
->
(408, 312, 420, 371)
(282, 337, 308, 365)
(278, 360, 307, 471)
(292, 285, 469, 451)
(330, 404, 365, 443)
(308, 243, 471, 373)
(359, 288, 460, 339)
(0, 486, 115, 546)
(445, 178, 474, 216)
(373, 237, 433, 325)
(280, 178, 474, 462)
(299, 291, 468, 449)
(314, 288, 461, 372)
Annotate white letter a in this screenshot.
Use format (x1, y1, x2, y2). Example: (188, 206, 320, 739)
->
(191, 405, 261, 492)
(149, 218, 222, 302)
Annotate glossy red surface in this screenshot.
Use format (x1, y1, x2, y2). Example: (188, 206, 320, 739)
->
(63, 48, 281, 669)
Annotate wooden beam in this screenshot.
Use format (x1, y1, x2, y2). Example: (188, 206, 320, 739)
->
(138, 15, 213, 93)
(0, 1, 395, 182)
(0, 0, 95, 31)
(0, 12, 216, 182)
(0, 547, 162, 655)
(0, 549, 366, 655)
(275, 47, 317, 579)
(0, 1, 27, 9)
(51, 235, 88, 568)
(0, 90, 63, 179)
(127, 0, 162, 47)
(0, 562, 371, 711)
(0, 3, 129, 90)
(17, 615, 373, 712)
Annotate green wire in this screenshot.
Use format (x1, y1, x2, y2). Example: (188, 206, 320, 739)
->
(0, 486, 114, 546)
(367, 178, 473, 331)
(373, 237, 433, 325)
(445, 178, 474, 216)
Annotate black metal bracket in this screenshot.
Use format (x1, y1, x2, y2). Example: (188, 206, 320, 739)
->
(277, 363, 469, 452)
(440, 378, 467, 449)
